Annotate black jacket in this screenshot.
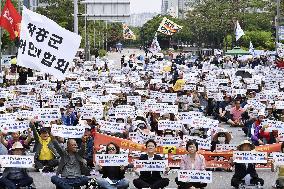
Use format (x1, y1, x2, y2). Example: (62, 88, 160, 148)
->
(139, 154, 163, 182)
(233, 163, 258, 179)
(100, 166, 125, 180)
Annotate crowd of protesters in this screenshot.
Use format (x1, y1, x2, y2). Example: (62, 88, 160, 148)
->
(0, 50, 284, 189)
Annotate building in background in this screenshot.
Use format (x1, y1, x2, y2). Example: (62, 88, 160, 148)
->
(127, 12, 158, 27)
(162, 0, 200, 19)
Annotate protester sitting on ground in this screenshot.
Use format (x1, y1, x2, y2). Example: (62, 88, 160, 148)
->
(211, 131, 232, 152)
(0, 142, 34, 189)
(51, 136, 90, 189)
(30, 120, 59, 172)
(251, 113, 266, 146)
(230, 140, 264, 188)
(133, 139, 170, 189)
(228, 100, 245, 127)
(272, 142, 284, 189)
(96, 142, 130, 189)
(175, 140, 207, 189)
(0, 129, 32, 153)
(216, 95, 232, 123)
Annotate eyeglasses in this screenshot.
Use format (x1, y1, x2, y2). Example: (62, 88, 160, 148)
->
(108, 147, 116, 151)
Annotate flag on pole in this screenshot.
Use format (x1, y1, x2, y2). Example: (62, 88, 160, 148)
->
(235, 21, 245, 41)
(157, 17, 183, 36)
(123, 24, 136, 40)
(149, 33, 161, 54)
(249, 41, 255, 56)
(0, 0, 22, 40)
(17, 7, 81, 80)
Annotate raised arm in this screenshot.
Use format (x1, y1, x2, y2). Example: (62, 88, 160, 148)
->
(29, 120, 40, 142)
(52, 137, 65, 156)
(0, 131, 8, 147)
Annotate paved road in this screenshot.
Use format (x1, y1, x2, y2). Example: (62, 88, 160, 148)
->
(29, 49, 274, 188)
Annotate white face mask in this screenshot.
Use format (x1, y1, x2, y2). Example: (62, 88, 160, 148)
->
(219, 137, 226, 144)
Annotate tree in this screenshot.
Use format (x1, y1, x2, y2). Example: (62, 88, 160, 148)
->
(185, 0, 274, 49)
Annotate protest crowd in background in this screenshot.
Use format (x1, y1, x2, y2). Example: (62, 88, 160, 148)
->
(2, 0, 284, 189)
(2, 46, 284, 189)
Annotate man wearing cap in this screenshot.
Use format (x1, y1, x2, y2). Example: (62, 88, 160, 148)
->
(230, 140, 264, 188)
(0, 142, 34, 189)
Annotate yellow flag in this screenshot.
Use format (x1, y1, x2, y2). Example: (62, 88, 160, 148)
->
(123, 24, 136, 40)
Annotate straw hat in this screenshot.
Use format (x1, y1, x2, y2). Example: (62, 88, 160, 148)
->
(237, 140, 255, 150)
(11, 142, 24, 150)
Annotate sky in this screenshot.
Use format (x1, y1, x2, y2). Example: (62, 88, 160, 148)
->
(130, 0, 161, 14)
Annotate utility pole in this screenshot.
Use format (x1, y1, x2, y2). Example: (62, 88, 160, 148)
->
(74, 0, 78, 34)
(105, 21, 108, 52)
(276, 0, 281, 51)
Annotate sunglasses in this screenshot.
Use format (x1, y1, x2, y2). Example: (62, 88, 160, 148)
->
(108, 147, 116, 151)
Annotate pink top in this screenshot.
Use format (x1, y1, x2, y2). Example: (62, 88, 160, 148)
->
(180, 154, 206, 170)
(230, 107, 245, 121)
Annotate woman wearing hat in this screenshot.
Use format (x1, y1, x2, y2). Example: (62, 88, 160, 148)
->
(230, 140, 264, 188)
(0, 142, 34, 189)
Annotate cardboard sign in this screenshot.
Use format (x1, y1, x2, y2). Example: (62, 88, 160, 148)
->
(0, 155, 34, 168)
(183, 136, 211, 150)
(134, 160, 168, 171)
(178, 170, 212, 183)
(51, 125, 85, 138)
(233, 151, 267, 163)
(95, 154, 129, 166)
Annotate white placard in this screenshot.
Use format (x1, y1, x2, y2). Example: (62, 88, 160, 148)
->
(215, 144, 238, 152)
(95, 154, 129, 166)
(1, 121, 29, 132)
(178, 170, 212, 183)
(158, 120, 182, 130)
(134, 160, 168, 171)
(0, 155, 34, 168)
(51, 125, 85, 138)
(233, 151, 267, 163)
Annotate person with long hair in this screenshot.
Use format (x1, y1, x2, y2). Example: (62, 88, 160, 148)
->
(96, 142, 129, 189)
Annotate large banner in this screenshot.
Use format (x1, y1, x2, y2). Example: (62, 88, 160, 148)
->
(157, 17, 183, 36)
(17, 7, 81, 80)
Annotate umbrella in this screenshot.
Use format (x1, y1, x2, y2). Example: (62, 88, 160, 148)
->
(225, 46, 250, 56)
(235, 70, 252, 78)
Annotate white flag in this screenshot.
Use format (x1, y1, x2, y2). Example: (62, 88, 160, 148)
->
(17, 7, 82, 80)
(235, 21, 245, 41)
(149, 33, 161, 54)
(249, 41, 255, 56)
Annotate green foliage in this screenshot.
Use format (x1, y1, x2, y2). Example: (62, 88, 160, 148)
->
(98, 49, 107, 57)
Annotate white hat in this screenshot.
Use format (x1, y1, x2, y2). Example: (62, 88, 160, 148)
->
(11, 142, 24, 150)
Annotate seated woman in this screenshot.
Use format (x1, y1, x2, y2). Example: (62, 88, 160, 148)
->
(230, 140, 264, 188)
(0, 142, 34, 189)
(96, 142, 129, 189)
(175, 140, 207, 189)
(272, 142, 284, 189)
(133, 139, 170, 189)
(211, 132, 231, 152)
